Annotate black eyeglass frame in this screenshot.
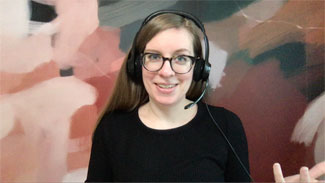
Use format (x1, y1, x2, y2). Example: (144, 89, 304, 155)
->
(141, 52, 200, 74)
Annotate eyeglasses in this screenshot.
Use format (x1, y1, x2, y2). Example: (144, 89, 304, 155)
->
(141, 52, 198, 74)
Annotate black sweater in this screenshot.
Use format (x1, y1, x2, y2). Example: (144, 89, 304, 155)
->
(86, 102, 250, 182)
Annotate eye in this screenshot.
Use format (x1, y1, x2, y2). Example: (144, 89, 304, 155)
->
(146, 53, 161, 61)
(174, 55, 190, 64)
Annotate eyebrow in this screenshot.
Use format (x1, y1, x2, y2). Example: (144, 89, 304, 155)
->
(144, 48, 191, 55)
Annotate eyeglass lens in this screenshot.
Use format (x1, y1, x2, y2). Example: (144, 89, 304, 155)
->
(142, 53, 194, 74)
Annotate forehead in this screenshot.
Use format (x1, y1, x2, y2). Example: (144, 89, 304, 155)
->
(145, 28, 194, 55)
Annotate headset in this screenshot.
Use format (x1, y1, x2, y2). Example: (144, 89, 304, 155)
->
(126, 10, 253, 182)
(126, 10, 211, 84)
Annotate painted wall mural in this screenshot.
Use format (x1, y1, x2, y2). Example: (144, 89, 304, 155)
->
(0, 0, 324, 182)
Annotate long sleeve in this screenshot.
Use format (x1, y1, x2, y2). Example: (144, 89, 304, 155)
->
(223, 109, 251, 182)
(85, 119, 113, 182)
(86, 104, 251, 182)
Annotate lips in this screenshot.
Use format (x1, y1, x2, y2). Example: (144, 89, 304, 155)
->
(157, 84, 177, 89)
(155, 83, 177, 94)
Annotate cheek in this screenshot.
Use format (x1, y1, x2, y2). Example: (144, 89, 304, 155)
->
(142, 69, 154, 87)
(142, 68, 150, 80)
(178, 72, 194, 94)
(178, 70, 194, 83)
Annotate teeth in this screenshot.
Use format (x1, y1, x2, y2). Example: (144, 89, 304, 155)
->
(158, 84, 175, 89)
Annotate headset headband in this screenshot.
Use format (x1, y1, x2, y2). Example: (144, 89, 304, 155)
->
(141, 10, 209, 60)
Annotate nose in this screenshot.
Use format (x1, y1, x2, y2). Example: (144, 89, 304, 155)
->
(158, 60, 175, 77)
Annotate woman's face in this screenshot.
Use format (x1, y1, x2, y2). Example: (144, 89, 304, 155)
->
(142, 27, 194, 107)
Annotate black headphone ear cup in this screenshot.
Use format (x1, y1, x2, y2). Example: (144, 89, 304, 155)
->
(201, 61, 211, 82)
(134, 55, 142, 83)
(127, 48, 142, 83)
(126, 53, 134, 78)
(193, 59, 211, 82)
(127, 52, 135, 78)
(193, 59, 204, 81)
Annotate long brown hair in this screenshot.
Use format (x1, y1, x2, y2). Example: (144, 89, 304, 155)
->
(102, 13, 206, 116)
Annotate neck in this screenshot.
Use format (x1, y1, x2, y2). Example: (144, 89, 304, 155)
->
(139, 99, 198, 129)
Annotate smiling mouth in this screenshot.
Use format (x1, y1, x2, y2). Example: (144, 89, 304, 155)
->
(156, 84, 177, 89)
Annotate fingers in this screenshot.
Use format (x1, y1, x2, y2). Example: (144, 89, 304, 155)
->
(273, 162, 325, 183)
(300, 167, 311, 183)
(274, 163, 286, 183)
(309, 161, 325, 179)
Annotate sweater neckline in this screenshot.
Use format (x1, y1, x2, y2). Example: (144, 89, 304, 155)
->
(135, 102, 203, 135)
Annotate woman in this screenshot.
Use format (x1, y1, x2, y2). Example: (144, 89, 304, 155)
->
(85, 10, 325, 182)
(86, 10, 250, 182)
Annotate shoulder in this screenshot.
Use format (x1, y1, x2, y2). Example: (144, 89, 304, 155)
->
(201, 103, 248, 150)
(200, 102, 244, 133)
(97, 109, 136, 129)
(203, 103, 238, 117)
(201, 102, 240, 121)
(93, 109, 137, 137)
(100, 110, 133, 123)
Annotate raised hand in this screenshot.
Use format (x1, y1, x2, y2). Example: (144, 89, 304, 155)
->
(273, 161, 325, 183)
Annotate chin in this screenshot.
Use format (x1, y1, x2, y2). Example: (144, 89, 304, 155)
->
(151, 96, 186, 107)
